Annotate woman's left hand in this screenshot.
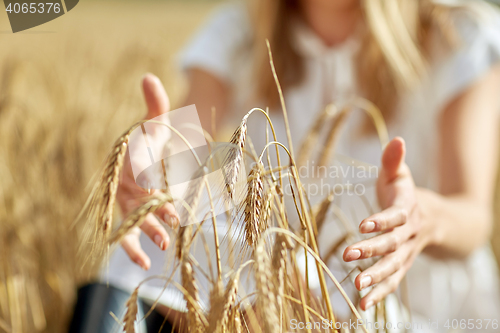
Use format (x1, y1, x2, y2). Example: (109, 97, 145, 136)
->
(343, 137, 436, 310)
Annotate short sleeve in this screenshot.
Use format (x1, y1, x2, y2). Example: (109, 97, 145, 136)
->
(430, 5, 500, 111)
(178, 2, 251, 84)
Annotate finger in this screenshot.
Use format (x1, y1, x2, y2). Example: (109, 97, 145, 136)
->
(343, 224, 414, 261)
(380, 137, 406, 183)
(355, 238, 415, 291)
(140, 213, 170, 251)
(142, 73, 170, 119)
(360, 260, 412, 311)
(154, 202, 180, 229)
(359, 206, 408, 233)
(121, 227, 151, 270)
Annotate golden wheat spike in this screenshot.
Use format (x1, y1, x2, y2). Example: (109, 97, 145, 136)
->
(107, 192, 171, 245)
(254, 241, 279, 333)
(223, 117, 248, 199)
(244, 166, 265, 248)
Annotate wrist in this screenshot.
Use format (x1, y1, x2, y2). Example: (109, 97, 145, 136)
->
(416, 188, 444, 248)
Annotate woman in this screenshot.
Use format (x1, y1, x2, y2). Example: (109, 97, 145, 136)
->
(100, 0, 500, 331)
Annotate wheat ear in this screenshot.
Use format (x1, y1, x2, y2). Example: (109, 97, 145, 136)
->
(244, 165, 265, 247)
(123, 287, 139, 333)
(207, 273, 239, 333)
(260, 180, 274, 235)
(108, 192, 171, 245)
(318, 107, 350, 167)
(223, 116, 248, 199)
(85, 124, 139, 257)
(176, 166, 208, 260)
(313, 191, 334, 236)
(207, 279, 224, 333)
(99, 129, 134, 233)
(181, 259, 204, 333)
(232, 310, 243, 333)
(176, 224, 192, 261)
(297, 104, 337, 167)
(254, 240, 279, 333)
(267, 40, 336, 322)
(272, 233, 288, 330)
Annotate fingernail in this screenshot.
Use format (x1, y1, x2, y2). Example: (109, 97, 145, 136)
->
(164, 214, 179, 228)
(365, 300, 374, 310)
(359, 275, 372, 289)
(360, 221, 376, 233)
(346, 249, 361, 261)
(154, 234, 164, 250)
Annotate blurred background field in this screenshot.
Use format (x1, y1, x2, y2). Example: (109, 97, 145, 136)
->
(1, 1, 500, 333)
(0, 1, 221, 332)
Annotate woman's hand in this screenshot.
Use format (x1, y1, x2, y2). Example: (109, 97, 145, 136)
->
(116, 74, 179, 270)
(343, 137, 436, 310)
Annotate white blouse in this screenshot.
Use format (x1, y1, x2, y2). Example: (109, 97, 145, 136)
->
(103, 1, 500, 331)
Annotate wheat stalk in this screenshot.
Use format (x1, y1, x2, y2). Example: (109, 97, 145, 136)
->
(264, 227, 370, 333)
(267, 40, 336, 323)
(323, 234, 348, 264)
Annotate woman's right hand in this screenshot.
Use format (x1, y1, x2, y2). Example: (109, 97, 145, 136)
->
(116, 73, 179, 270)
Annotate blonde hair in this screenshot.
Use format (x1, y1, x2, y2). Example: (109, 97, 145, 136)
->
(250, 0, 459, 128)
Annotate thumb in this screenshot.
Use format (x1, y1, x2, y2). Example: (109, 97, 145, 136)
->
(142, 73, 170, 119)
(381, 137, 406, 182)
